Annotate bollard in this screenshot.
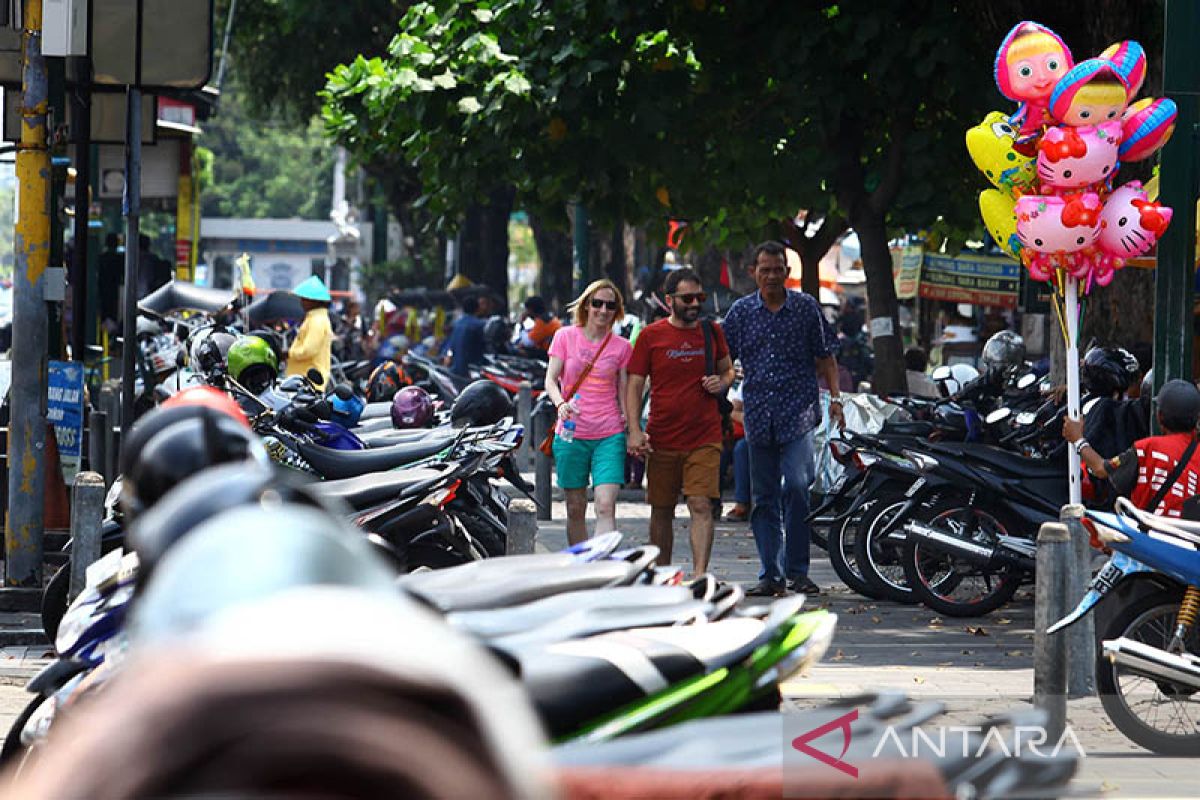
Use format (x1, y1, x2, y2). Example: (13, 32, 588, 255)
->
(88, 410, 109, 487)
(99, 384, 119, 484)
(533, 405, 553, 522)
(507, 498, 538, 555)
(68, 471, 106, 601)
(1060, 504, 1096, 697)
(517, 381, 533, 471)
(1034, 521, 1070, 741)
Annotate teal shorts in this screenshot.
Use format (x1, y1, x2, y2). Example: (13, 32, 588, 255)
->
(553, 432, 627, 490)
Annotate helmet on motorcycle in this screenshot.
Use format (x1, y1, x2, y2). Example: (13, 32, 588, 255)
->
(979, 330, 1026, 377)
(128, 463, 342, 587)
(1155, 379, 1200, 433)
(1082, 346, 1140, 397)
(227, 335, 280, 394)
(136, 316, 163, 339)
(1140, 368, 1154, 399)
(331, 390, 366, 428)
(120, 407, 269, 523)
(162, 385, 250, 428)
(483, 315, 511, 352)
(450, 380, 513, 428)
(934, 363, 980, 398)
(366, 361, 408, 403)
(391, 386, 434, 429)
(189, 328, 238, 374)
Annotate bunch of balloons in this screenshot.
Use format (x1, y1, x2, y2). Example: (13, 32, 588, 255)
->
(967, 22, 1175, 292)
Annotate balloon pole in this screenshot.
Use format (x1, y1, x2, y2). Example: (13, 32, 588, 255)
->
(1064, 275, 1082, 505)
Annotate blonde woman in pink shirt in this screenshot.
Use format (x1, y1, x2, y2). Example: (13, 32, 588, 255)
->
(544, 280, 633, 543)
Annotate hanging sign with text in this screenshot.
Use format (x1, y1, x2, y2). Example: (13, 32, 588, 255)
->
(918, 253, 1021, 309)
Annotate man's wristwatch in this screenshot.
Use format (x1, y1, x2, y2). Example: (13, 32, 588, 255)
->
(830, 397, 843, 407)
(1074, 439, 1090, 455)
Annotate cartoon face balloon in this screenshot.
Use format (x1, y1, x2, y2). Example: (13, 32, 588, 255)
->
(1049, 59, 1129, 126)
(1097, 182, 1173, 260)
(994, 22, 1073, 103)
(1016, 193, 1103, 253)
(965, 112, 1038, 196)
(1036, 122, 1121, 191)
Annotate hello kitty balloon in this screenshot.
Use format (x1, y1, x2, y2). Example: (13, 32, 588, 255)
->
(1091, 181, 1173, 284)
(1015, 193, 1103, 281)
(1035, 122, 1121, 194)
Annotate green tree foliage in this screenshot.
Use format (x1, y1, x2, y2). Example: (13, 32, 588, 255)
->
(201, 81, 336, 219)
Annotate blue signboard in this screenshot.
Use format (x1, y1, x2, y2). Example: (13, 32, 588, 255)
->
(48, 360, 85, 482)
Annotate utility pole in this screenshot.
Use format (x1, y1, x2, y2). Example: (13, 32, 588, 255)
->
(1152, 0, 1200, 391)
(6, 0, 51, 586)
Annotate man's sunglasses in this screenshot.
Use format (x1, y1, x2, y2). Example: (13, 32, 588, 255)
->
(671, 292, 707, 305)
(589, 298, 618, 310)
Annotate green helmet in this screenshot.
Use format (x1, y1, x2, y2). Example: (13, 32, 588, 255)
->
(227, 336, 279, 393)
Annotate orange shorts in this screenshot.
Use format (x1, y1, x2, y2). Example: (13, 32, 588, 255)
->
(645, 442, 722, 506)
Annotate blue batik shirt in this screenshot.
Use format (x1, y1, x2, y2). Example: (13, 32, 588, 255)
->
(722, 289, 839, 446)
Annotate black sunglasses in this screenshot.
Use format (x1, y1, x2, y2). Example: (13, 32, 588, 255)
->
(672, 292, 707, 305)
(590, 298, 618, 311)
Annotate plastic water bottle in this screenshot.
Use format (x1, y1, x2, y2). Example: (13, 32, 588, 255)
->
(560, 393, 579, 443)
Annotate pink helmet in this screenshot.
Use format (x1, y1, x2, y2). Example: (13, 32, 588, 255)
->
(391, 386, 434, 429)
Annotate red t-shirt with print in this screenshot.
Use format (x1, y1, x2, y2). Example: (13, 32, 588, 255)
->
(628, 318, 729, 451)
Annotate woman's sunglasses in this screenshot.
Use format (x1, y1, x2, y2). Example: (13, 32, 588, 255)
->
(590, 298, 618, 311)
(671, 292, 707, 305)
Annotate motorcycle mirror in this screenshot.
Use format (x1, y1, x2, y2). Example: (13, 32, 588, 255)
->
(334, 384, 353, 401)
(985, 408, 1011, 425)
(306, 368, 324, 386)
(1016, 411, 1036, 426)
(1016, 373, 1037, 390)
(931, 365, 951, 381)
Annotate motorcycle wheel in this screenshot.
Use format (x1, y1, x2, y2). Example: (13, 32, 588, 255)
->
(41, 564, 70, 643)
(1097, 589, 1200, 756)
(828, 500, 888, 601)
(0, 692, 46, 770)
(453, 510, 506, 558)
(854, 497, 921, 605)
(900, 500, 1020, 618)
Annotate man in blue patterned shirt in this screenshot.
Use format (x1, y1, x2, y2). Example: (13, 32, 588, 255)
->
(723, 241, 845, 596)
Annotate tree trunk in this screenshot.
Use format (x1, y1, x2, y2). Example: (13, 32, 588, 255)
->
(795, 214, 847, 299)
(853, 211, 905, 394)
(529, 208, 574, 312)
(459, 185, 515, 307)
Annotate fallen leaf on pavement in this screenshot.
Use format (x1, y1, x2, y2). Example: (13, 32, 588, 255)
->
(871, 616, 882, 624)
(966, 626, 989, 636)
(928, 617, 945, 627)
(913, 676, 925, 684)
(1006, 650, 1024, 657)
(995, 618, 1013, 625)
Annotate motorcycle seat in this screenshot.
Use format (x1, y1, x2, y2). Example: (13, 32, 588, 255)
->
(360, 401, 392, 420)
(881, 421, 935, 436)
(448, 585, 697, 639)
(491, 600, 712, 650)
(352, 417, 395, 434)
(504, 616, 778, 738)
(358, 427, 449, 448)
(297, 434, 455, 480)
(312, 467, 448, 511)
(401, 558, 646, 613)
(950, 444, 1065, 478)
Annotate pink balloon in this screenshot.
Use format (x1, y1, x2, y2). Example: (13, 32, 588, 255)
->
(1016, 194, 1103, 254)
(1035, 122, 1121, 192)
(1097, 181, 1173, 260)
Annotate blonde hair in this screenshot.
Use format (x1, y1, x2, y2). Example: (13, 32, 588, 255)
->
(1005, 31, 1064, 64)
(568, 279, 625, 326)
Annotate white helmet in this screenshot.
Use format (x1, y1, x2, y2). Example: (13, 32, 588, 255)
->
(934, 363, 980, 397)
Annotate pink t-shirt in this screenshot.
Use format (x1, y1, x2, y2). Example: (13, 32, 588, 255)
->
(548, 325, 632, 440)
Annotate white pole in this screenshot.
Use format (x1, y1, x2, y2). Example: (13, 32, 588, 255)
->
(1064, 276, 1082, 505)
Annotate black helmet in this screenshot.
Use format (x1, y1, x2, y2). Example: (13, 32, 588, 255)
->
(483, 316, 511, 353)
(980, 330, 1026, 376)
(1082, 346, 1140, 397)
(189, 328, 238, 374)
(1156, 379, 1200, 433)
(120, 408, 268, 523)
(128, 463, 340, 586)
(1140, 367, 1154, 400)
(450, 380, 513, 428)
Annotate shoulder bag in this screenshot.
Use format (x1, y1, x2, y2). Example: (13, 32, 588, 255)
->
(539, 331, 613, 456)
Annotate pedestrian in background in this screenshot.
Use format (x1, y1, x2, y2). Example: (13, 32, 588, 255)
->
(518, 295, 562, 354)
(287, 275, 335, 389)
(905, 347, 939, 398)
(627, 268, 734, 576)
(444, 294, 492, 376)
(723, 241, 845, 597)
(544, 280, 632, 544)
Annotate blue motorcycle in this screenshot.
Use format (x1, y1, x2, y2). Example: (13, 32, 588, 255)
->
(1049, 497, 1200, 755)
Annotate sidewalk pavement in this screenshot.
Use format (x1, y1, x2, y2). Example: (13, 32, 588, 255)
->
(537, 491, 1199, 798)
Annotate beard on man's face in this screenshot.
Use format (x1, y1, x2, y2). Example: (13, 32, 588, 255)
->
(673, 300, 701, 321)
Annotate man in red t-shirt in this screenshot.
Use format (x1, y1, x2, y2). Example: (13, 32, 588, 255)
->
(1064, 379, 1200, 517)
(627, 268, 735, 574)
